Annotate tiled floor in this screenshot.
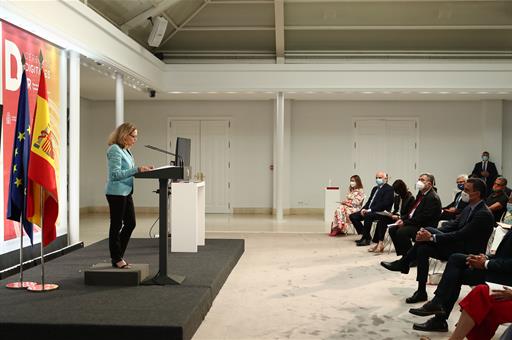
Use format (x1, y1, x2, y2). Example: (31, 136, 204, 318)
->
(80, 213, 506, 340)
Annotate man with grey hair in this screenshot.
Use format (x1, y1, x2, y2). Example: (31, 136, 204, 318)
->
(349, 171, 394, 246)
(440, 174, 469, 221)
(388, 173, 442, 256)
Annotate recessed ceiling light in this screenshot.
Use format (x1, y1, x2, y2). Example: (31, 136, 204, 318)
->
(190, 91, 199, 94)
(169, 91, 182, 94)
(439, 91, 450, 94)
(478, 91, 489, 94)
(362, 91, 374, 94)
(226, 91, 238, 94)
(207, 91, 218, 94)
(420, 91, 431, 94)
(457, 91, 469, 94)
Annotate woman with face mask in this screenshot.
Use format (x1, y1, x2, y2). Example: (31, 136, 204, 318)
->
(369, 179, 415, 252)
(329, 175, 365, 236)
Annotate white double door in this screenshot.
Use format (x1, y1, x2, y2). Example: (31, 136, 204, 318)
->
(353, 118, 418, 191)
(168, 119, 230, 213)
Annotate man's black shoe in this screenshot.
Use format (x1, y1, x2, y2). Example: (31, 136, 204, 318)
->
(409, 301, 446, 317)
(405, 290, 428, 304)
(354, 237, 364, 243)
(380, 260, 410, 274)
(412, 316, 448, 332)
(410, 260, 418, 267)
(356, 239, 371, 246)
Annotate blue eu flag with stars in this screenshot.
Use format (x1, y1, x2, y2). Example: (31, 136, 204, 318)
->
(7, 70, 33, 244)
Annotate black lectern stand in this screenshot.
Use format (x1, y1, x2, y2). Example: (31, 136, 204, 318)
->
(135, 166, 186, 285)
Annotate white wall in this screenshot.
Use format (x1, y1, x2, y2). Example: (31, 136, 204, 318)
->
(80, 100, 275, 210)
(80, 98, 508, 211)
(289, 100, 503, 208)
(503, 102, 512, 181)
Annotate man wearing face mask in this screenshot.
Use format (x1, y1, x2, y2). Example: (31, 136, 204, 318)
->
(485, 177, 509, 223)
(387, 173, 442, 256)
(381, 178, 494, 305)
(471, 151, 498, 196)
(349, 171, 394, 246)
(439, 174, 469, 222)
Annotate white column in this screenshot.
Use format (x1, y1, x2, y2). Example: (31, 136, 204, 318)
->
(59, 50, 69, 244)
(69, 50, 80, 245)
(275, 92, 285, 221)
(115, 73, 124, 127)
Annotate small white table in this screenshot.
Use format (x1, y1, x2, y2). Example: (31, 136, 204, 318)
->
(324, 186, 341, 233)
(170, 181, 205, 252)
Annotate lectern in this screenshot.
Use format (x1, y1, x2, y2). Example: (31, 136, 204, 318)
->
(134, 165, 187, 285)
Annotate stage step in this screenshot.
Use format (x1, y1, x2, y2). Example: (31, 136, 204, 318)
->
(84, 263, 150, 286)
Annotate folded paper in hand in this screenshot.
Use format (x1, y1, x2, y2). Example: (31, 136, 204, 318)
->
(376, 210, 393, 217)
(486, 281, 512, 291)
(387, 223, 399, 228)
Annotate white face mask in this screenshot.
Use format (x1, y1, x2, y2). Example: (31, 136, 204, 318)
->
(460, 191, 470, 203)
(415, 180, 425, 191)
(350, 181, 356, 188)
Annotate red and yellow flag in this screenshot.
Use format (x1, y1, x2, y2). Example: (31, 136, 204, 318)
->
(27, 67, 59, 246)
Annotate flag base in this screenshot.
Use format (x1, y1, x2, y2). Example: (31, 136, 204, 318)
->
(5, 281, 37, 289)
(27, 283, 59, 292)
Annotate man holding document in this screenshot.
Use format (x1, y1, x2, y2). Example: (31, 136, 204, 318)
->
(349, 171, 394, 246)
(381, 178, 494, 304)
(387, 173, 442, 256)
(406, 199, 512, 333)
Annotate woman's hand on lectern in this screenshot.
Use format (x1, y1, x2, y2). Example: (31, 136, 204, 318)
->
(138, 165, 154, 173)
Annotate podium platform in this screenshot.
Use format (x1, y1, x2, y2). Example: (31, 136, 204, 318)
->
(84, 263, 150, 286)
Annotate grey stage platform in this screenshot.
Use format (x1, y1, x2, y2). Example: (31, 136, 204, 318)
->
(0, 238, 244, 340)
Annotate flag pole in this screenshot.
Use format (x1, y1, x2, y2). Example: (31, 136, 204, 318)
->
(5, 220, 36, 289)
(27, 50, 58, 292)
(28, 188, 58, 292)
(6, 53, 36, 290)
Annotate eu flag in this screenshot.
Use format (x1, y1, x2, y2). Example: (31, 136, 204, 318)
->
(7, 70, 33, 244)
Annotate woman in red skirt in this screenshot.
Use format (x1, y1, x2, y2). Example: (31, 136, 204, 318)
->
(449, 284, 512, 340)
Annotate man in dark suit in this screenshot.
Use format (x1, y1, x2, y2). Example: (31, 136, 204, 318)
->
(388, 173, 442, 256)
(349, 171, 394, 246)
(381, 178, 494, 304)
(439, 174, 468, 221)
(408, 229, 512, 333)
(471, 151, 498, 196)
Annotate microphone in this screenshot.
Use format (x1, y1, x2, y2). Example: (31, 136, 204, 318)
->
(144, 144, 183, 166)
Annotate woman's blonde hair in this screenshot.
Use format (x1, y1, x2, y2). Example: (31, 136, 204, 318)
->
(107, 122, 137, 147)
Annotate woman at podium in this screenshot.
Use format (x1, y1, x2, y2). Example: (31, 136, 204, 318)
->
(105, 123, 153, 269)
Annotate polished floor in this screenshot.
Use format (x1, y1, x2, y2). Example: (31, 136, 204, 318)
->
(80, 213, 506, 339)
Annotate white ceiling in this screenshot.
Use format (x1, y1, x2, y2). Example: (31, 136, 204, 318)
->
(78, 0, 512, 101)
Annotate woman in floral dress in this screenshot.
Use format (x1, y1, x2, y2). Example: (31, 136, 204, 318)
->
(329, 175, 365, 236)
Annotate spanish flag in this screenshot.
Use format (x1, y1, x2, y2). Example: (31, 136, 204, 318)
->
(27, 67, 58, 246)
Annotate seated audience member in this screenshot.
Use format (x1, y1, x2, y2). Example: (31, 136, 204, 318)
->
(408, 228, 512, 333)
(388, 173, 442, 256)
(471, 151, 498, 196)
(381, 178, 494, 304)
(439, 174, 468, 221)
(329, 175, 365, 236)
(486, 177, 509, 222)
(369, 179, 414, 252)
(503, 195, 512, 225)
(448, 284, 512, 340)
(349, 171, 394, 246)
